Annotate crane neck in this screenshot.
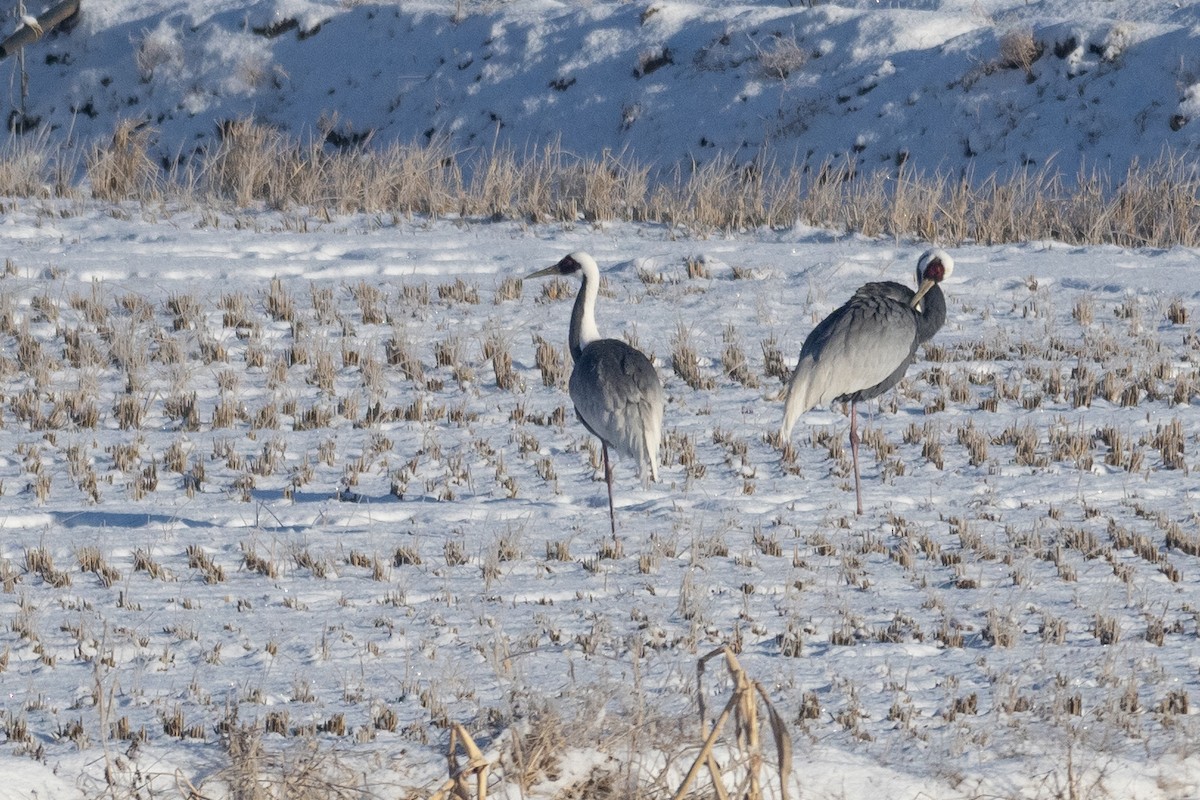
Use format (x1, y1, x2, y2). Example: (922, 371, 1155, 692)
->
(914, 283, 946, 344)
(568, 265, 602, 362)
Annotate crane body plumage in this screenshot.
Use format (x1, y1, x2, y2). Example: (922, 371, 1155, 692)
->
(570, 340, 662, 484)
(528, 252, 664, 535)
(781, 249, 954, 514)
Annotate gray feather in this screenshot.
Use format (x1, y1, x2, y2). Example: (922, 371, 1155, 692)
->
(804, 282, 920, 398)
(782, 273, 947, 440)
(570, 338, 663, 481)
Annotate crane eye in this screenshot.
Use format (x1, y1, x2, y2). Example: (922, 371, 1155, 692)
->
(558, 256, 581, 274)
(924, 259, 945, 282)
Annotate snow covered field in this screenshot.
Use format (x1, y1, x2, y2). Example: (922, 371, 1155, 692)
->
(1, 206, 1198, 798)
(1, 1, 1199, 798)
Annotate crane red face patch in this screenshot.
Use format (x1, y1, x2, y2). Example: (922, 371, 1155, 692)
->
(923, 258, 945, 282)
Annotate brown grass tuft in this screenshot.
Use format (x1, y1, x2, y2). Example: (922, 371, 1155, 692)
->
(672, 325, 715, 390)
(86, 121, 161, 202)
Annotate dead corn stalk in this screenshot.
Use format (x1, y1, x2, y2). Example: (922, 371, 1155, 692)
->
(429, 722, 493, 800)
(672, 646, 793, 800)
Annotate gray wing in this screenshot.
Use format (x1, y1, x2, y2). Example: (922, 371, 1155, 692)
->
(569, 338, 664, 478)
(782, 281, 923, 438)
(802, 283, 919, 397)
(852, 280, 915, 305)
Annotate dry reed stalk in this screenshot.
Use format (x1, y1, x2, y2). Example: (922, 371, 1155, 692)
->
(428, 722, 493, 800)
(672, 645, 791, 800)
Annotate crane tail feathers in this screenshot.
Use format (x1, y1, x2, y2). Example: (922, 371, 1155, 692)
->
(780, 363, 815, 441)
(642, 403, 662, 484)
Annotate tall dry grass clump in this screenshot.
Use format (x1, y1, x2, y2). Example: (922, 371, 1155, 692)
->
(791, 154, 1200, 248)
(352, 137, 463, 216)
(204, 119, 307, 209)
(86, 120, 161, 202)
(1101, 154, 1200, 246)
(0, 131, 55, 197)
(649, 153, 806, 232)
(19, 118, 1200, 247)
(463, 139, 650, 222)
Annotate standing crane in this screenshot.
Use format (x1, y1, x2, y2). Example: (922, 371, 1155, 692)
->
(526, 251, 665, 536)
(780, 248, 954, 515)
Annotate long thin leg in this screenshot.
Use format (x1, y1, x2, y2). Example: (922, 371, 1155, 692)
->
(602, 442, 616, 537)
(849, 402, 863, 515)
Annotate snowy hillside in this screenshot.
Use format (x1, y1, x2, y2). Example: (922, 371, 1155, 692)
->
(9, 0, 1200, 181)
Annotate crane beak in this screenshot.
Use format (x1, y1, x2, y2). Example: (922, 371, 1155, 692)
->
(525, 265, 559, 280)
(910, 277, 937, 309)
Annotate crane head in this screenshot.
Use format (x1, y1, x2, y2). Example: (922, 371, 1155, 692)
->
(910, 248, 954, 308)
(525, 251, 594, 281)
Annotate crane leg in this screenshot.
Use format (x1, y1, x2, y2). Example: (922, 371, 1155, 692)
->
(850, 402, 863, 515)
(602, 442, 617, 537)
